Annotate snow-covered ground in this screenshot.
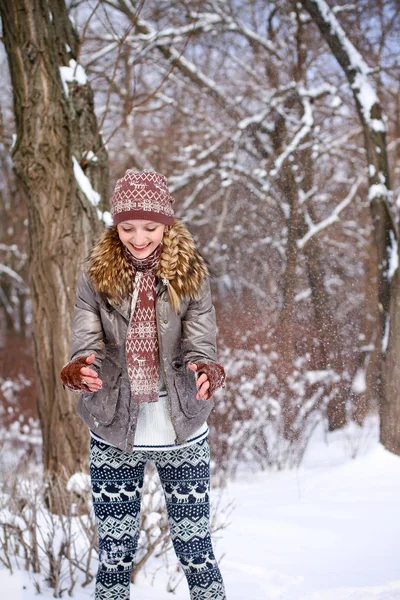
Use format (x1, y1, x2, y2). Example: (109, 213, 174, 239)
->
(3, 417, 400, 600)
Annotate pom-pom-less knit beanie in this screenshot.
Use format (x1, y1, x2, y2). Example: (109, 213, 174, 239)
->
(111, 170, 175, 226)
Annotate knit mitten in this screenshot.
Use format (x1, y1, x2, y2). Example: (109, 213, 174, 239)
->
(60, 356, 92, 392)
(193, 361, 226, 396)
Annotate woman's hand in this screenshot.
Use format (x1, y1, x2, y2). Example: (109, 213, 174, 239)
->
(188, 363, 210, 400)
(79, 353, 103, 392)
(188, 361, 226, 399)
(61, 353, 103, 392)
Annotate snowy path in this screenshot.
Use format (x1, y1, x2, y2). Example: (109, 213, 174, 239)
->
(220, 443, 400, 599)
(218, 422, 400, 600)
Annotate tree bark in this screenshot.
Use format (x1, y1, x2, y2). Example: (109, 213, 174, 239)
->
(381, 271, 400, 452)
(0, 0, 108, 500)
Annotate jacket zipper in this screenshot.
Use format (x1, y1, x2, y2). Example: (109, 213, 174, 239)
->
(155, 292, 183, 444)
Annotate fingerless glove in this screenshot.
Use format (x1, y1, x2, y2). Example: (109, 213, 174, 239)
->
(193, 361, 226, 396)
(60, 356, 91, 392)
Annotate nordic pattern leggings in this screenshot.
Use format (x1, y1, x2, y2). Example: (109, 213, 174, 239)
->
(89, 435, 226, 600)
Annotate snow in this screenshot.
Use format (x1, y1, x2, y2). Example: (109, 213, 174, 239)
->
(238, 108, 271, 131)
(82, 150, 99, 163)
(352, 368, 367, 394)
(295, 288, 312, 302)
(382, 314, 390, 353)
(0, 243, 26, 259)
(368, 183, 388, 202)
(219, 425, 400, 599)
(3, 420, 400, 599)
(330, 95, 342, 108)
(301, 83, 337, 99)
(72, 156, 101, 207)
(59, 59, 88, 97)
(143, 511, 162, 530)
(71, 157, 112, 225)
(1, 571, 27, 599)
(0, 264, 27, 290)
(66, 473, 91, 496)
(304, 369, 339, 385)
(387, 230, 398, 281)
(97, 209, 113, 226)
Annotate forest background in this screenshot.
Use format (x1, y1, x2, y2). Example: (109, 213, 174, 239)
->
(0, 0, 400, 486)
(1, 0, 400, 595)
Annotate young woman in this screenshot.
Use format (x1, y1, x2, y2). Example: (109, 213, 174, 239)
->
(60, 170, 227, 600)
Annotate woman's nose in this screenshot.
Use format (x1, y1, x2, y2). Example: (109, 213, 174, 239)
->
(131, 234, 148, 245)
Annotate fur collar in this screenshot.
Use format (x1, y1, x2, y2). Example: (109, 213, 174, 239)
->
(86, 219, 209, 304)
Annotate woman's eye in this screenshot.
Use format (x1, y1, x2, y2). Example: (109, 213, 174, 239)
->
(121, 227, 156, 232)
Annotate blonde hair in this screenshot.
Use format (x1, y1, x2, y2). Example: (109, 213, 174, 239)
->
(159, 225, 183, 313)
(157, 220, 209, 313)
(86, 221, 208, 311)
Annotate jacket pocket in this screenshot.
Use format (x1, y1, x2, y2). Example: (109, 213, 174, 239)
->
(173, 367, 209, 418)
(82, 359, 121, 426)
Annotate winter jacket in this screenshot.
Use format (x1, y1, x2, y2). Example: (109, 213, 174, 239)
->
(68, 220, 220, 453)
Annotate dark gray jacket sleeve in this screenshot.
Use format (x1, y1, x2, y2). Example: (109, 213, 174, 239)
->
(181, 277, 217, 365)
(69, 271, 106, 371)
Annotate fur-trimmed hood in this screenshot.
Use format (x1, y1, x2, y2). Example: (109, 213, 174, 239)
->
(86, 219, 209, 306)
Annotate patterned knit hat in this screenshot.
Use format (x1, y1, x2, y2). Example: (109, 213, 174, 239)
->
(111, 170, 175, 226)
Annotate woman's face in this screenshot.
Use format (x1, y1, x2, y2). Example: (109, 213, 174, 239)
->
(117, 219, 166, 259)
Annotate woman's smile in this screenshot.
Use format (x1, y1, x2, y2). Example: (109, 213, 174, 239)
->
(130, 242, 151, 252)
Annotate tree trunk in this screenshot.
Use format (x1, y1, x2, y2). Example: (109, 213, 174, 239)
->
(0, 0, 108, 502)
(296, 131, 347, 429)
(271, 95, 302, 366)
(381, 273, 400, 452)
(299, 0, 399, 453)
(300, 206, 347, 429)
(278, 184, 301, 365)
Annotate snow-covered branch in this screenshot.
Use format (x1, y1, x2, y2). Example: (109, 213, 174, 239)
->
(0, 263, 28, 291)
(297, 177, 362, 249)
(206, 4, 282, 60)
(0, 243, 26, 261)
(95, 8, 242, 121)
(72, 157, 112, 226)
(308, 0, 383, 132)
(60, 59, 88, 96)
(270, 94, 313, 177)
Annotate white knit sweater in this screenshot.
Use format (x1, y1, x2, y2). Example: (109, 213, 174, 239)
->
(132, 391, 208, 449)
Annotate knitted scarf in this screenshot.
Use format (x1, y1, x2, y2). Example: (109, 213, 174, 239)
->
(123, 243, 163, 403)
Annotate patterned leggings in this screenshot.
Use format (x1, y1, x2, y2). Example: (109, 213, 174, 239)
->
(90, 436, 226, 600)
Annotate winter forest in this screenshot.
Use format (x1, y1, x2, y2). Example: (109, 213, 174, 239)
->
(1, 0, 400, 599)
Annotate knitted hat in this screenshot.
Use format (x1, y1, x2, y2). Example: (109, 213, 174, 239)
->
(111, 170, 175, 226)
